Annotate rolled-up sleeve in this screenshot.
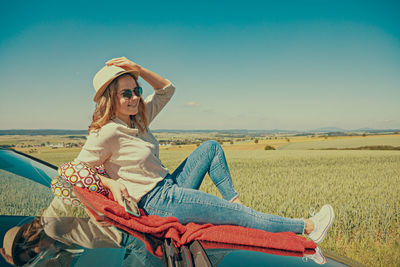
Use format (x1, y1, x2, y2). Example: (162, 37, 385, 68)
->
(76, 129, 112, 167)
(144, 80, 175, 125)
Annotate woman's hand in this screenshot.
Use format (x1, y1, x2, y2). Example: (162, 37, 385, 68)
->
(106, 57, 142, 73)
(97, 174, 134, 206)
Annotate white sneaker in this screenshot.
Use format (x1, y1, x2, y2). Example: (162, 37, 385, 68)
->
(303, 247, 327, 265)
(308, 204, 334, 244)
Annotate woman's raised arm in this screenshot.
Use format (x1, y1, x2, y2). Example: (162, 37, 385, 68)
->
(106, 57, 170, 89)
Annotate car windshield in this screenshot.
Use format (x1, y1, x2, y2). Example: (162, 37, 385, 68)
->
(0, 149, 353, 267)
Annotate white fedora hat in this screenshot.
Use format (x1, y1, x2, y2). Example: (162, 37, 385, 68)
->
(93, 65, 140, 103)
(1, 225, 29, 266)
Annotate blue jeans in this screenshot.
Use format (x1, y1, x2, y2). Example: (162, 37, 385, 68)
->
(138, 140, 305, 234)
(120, 232, 164, 267)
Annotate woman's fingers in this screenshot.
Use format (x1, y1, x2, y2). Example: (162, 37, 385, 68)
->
(107, 56, 126, 62)
(107, 58, 125, 64)
(97, 175, 133, 206)
(116, 183, 133, 206)
(114, 190, 124, 206)
(106, 57, 130, 65)
(121, 187, 135, 203)
(105, 57, 140, 72)
(121, 187, 130, 199)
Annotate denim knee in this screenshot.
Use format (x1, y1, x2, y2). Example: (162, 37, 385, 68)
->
(200, 140, 221, 153)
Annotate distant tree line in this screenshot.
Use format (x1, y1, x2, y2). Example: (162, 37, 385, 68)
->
(0, 130, 87, 136)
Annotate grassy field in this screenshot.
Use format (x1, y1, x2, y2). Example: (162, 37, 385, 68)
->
(5, 135, 400, 267)
(0, 135, 85, 146)
(194, 150, 400, 267)
(0, 170, 54, 216)
(161, 134, 400, 151)
(279, 135, 400, 150)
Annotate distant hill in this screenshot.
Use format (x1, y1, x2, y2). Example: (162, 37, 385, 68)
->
(0, 128, 398, 136)
(151, 129, 299, 134)
(310, 127, 347, 132)
(308, 127, 400, 134)
(353, 128, 400, 133)
(0, 129, 87, 136)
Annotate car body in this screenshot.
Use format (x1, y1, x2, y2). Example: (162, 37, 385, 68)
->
(0, 148, 362, 266)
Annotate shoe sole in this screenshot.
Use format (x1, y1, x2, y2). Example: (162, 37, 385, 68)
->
(303, 247, 326, 265)
(314, 205, 334, 244)
(314, 247, 327, 265)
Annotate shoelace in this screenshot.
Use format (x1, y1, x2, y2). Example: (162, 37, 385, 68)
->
(309, 207, 319, 233)
(309, 207, 316, 218)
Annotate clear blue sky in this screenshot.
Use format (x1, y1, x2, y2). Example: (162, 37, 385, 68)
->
(1, 0, 399, 130)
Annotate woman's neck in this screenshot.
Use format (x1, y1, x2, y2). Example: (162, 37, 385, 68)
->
(115, 114, 131, 127)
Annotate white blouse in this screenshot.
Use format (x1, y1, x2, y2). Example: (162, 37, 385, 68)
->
(76, 81, 175, 203)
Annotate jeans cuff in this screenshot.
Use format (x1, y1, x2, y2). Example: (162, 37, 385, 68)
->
(228, 193, 239, 202)
(300, 219, 306, 235)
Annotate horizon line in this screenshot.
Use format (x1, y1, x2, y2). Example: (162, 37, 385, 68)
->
(1, 128, 400, 132)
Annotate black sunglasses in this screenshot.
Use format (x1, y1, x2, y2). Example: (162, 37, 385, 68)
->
(15, 241, 39, 265)
(120, 87, 143, 99)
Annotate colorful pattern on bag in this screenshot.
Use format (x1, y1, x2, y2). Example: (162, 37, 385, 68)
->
(51, 160, 110, 206)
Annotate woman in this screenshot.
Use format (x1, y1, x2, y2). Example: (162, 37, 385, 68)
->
(76, 57, 334, 244)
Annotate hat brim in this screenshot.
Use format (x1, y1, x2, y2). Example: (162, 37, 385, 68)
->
(3, 224, 30, 266)
(93, 69, 140, 103)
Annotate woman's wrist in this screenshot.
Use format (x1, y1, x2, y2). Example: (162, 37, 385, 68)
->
(139, 66, 169, 89)
(135, 64, 143, 75)
(98, 174, 112, 188)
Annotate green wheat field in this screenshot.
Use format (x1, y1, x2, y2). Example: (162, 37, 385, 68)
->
(1, 135, 399, 267)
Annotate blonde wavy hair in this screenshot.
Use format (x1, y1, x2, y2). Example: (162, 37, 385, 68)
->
(88, 73, 148, 133)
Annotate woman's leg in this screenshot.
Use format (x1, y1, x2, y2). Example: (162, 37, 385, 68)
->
(120, 232, 164, 267)
(170, 140, 239, 201)
(141, 179, 305, 234)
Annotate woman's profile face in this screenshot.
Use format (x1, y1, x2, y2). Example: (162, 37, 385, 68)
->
(115, 75, 140, 119)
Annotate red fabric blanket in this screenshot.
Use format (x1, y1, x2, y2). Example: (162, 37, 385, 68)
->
(74, 187, 316, 257)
